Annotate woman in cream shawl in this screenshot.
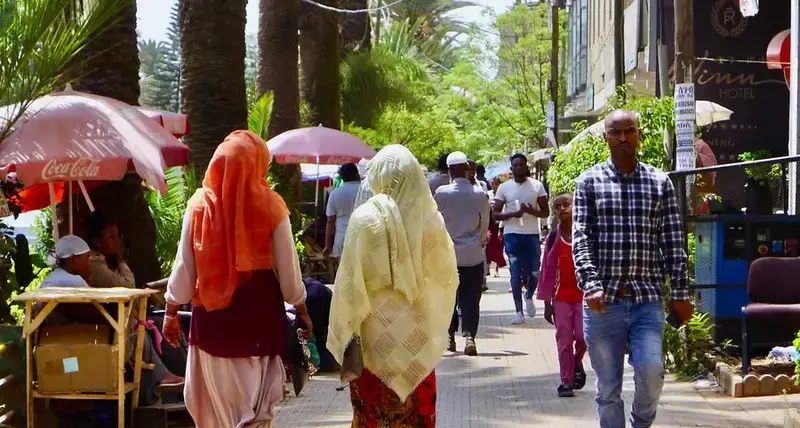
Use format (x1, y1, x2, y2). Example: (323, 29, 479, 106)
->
(328, 145, 458, 427)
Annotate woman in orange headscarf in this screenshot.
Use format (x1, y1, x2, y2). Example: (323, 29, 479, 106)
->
(162, 130, 311, 427)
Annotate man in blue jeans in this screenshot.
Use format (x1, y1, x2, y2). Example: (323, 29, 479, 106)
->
(493, 153, 549, 325)
(573, 110, 694, 428)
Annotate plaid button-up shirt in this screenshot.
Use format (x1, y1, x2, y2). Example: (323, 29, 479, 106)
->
(572, 159, 689, 304)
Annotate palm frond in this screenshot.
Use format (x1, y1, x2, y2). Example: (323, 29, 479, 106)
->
(248, 92, 274, 139)
(0, 0, 128, 142)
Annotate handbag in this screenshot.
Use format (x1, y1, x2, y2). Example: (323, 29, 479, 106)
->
(340, 335, 363, 384)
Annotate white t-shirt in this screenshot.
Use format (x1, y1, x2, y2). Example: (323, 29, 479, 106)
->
(494, 178, 548, 235)
(325, 181, 361, 257)
(40, 267, 89, 288)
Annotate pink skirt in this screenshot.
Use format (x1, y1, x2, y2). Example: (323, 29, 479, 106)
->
(184, 346, 286, 428)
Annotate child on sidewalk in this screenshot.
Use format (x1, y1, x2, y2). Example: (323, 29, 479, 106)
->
(537, 192, 587, 398)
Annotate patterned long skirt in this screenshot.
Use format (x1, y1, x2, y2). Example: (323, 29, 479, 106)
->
(350, 369, 436, 427)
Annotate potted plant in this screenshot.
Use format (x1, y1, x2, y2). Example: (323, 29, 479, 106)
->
(739, 150, 782, 215)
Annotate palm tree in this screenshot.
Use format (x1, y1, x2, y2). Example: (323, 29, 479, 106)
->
(66, 0, 163, 285)
(257, 0, 302, 229)
(257, 0, 300, 138)
(138, 39, 167, 76)
(339, 0, 371, 56)
(299, 0, 341, 129)
(390, 0, 478, 37)
(179, 0, 248, 177)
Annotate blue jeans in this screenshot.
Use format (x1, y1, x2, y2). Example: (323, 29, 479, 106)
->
(503, 233, 541, 313)
(584, 300, 665, 428)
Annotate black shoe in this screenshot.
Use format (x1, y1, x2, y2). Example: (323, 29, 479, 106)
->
(464, 336, 478, 356)
(481, 283, 489, 293)
(447, 335, 456, 352)
(572, 364, 587, 390)
(557, 383, 575, 397)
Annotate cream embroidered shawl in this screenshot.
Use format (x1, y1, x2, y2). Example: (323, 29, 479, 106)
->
(327, 145, 458, 402)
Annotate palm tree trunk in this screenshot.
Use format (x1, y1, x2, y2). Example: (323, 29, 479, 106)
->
(258, 0, 300, 138)
(179, 0, 248, 177)
(339, 0, 371, 57)
(258, 0, 303, 230)
(64, 0, 162, 285)
(299, 0, 341, 129)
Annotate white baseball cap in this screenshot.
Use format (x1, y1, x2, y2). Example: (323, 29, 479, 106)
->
(446, 151, 468, 166)
(55, 235, 91, 259)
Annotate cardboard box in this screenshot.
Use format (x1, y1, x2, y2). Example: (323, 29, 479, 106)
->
(36, 324, 118, 394)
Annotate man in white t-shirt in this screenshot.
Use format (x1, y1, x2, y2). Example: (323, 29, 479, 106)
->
(493, 153, 549, 324)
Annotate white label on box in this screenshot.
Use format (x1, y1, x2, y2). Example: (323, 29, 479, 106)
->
(63, 357, 79, 374)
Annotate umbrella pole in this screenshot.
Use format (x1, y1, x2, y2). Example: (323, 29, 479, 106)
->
(315, 156, 320, 214)
(68, 181, 73, 235)
(78, 180, 95, 212)
(48, 182, 58, 241)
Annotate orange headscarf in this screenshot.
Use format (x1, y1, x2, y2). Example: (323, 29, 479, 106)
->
(189, 130, 289, 311)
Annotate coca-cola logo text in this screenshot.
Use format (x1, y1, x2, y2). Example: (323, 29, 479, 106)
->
(41, 158, 101, 180)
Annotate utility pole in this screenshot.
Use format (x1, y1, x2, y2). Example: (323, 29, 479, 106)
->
(673, 0, 694, 87)
(673, 0, 694, 224)
(613, 0, 624, 89)
(549, 0, 560, 141)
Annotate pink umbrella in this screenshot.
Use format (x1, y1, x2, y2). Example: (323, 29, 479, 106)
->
(0, 86, 189, 236)
(267, 125, 376, 164)
(267, 126, 376, 210)
(138, 107, 190, 138)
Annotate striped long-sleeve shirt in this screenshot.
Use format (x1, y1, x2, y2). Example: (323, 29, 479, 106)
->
(572, 159, 689, 304)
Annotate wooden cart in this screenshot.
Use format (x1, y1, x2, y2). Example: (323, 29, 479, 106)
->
(14, 287, 157, 428)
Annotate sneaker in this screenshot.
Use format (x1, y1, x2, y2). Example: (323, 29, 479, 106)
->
(481, 283, 489, 293)
(447, 335, 456, 352)
(572, 364, 587, 390)
(510, 312, 525, 325)
(464, 336, 478, 356)
(557, 383, 575, 397)
(525, 298, 536, 318)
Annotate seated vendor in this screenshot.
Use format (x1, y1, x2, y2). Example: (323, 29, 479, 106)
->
(41, 236, 183, 405)
(84, 211, 134, 289)
(40, 235, 92, 289)
(84, 211, 188, 379)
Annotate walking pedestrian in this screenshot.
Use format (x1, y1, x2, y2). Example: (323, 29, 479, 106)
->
(323, 163, 361, 258)
(328, 145, 458, 427)
(573, 110, 693, 428)
(162, 130, 312, 427)
(537, 192, 586, 398)
(435, 152, 490, 356)
(493, 153, 549, 324)
(428, 153, 451, 195)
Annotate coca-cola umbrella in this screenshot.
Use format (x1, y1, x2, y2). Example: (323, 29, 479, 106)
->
(0, 86, 189, 237)
(267, 125, 376, 209)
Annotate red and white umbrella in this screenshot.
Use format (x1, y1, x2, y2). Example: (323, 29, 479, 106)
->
(0, 86, 190, 236)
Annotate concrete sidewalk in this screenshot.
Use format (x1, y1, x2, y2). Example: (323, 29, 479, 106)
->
(274, 271, 800, 427)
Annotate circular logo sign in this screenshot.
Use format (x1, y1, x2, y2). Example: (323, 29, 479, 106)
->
(711, 0, 748, 38)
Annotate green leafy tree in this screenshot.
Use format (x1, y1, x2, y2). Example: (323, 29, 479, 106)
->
(547, 87, 674, 196)
(489, 3, 568, 149)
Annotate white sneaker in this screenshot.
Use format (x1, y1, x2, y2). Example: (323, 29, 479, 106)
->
(525, 299, 536, 318)
(511, 312, 525, 325)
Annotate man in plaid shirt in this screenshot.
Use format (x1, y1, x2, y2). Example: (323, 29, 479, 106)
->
(573, 110, 693, 428)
